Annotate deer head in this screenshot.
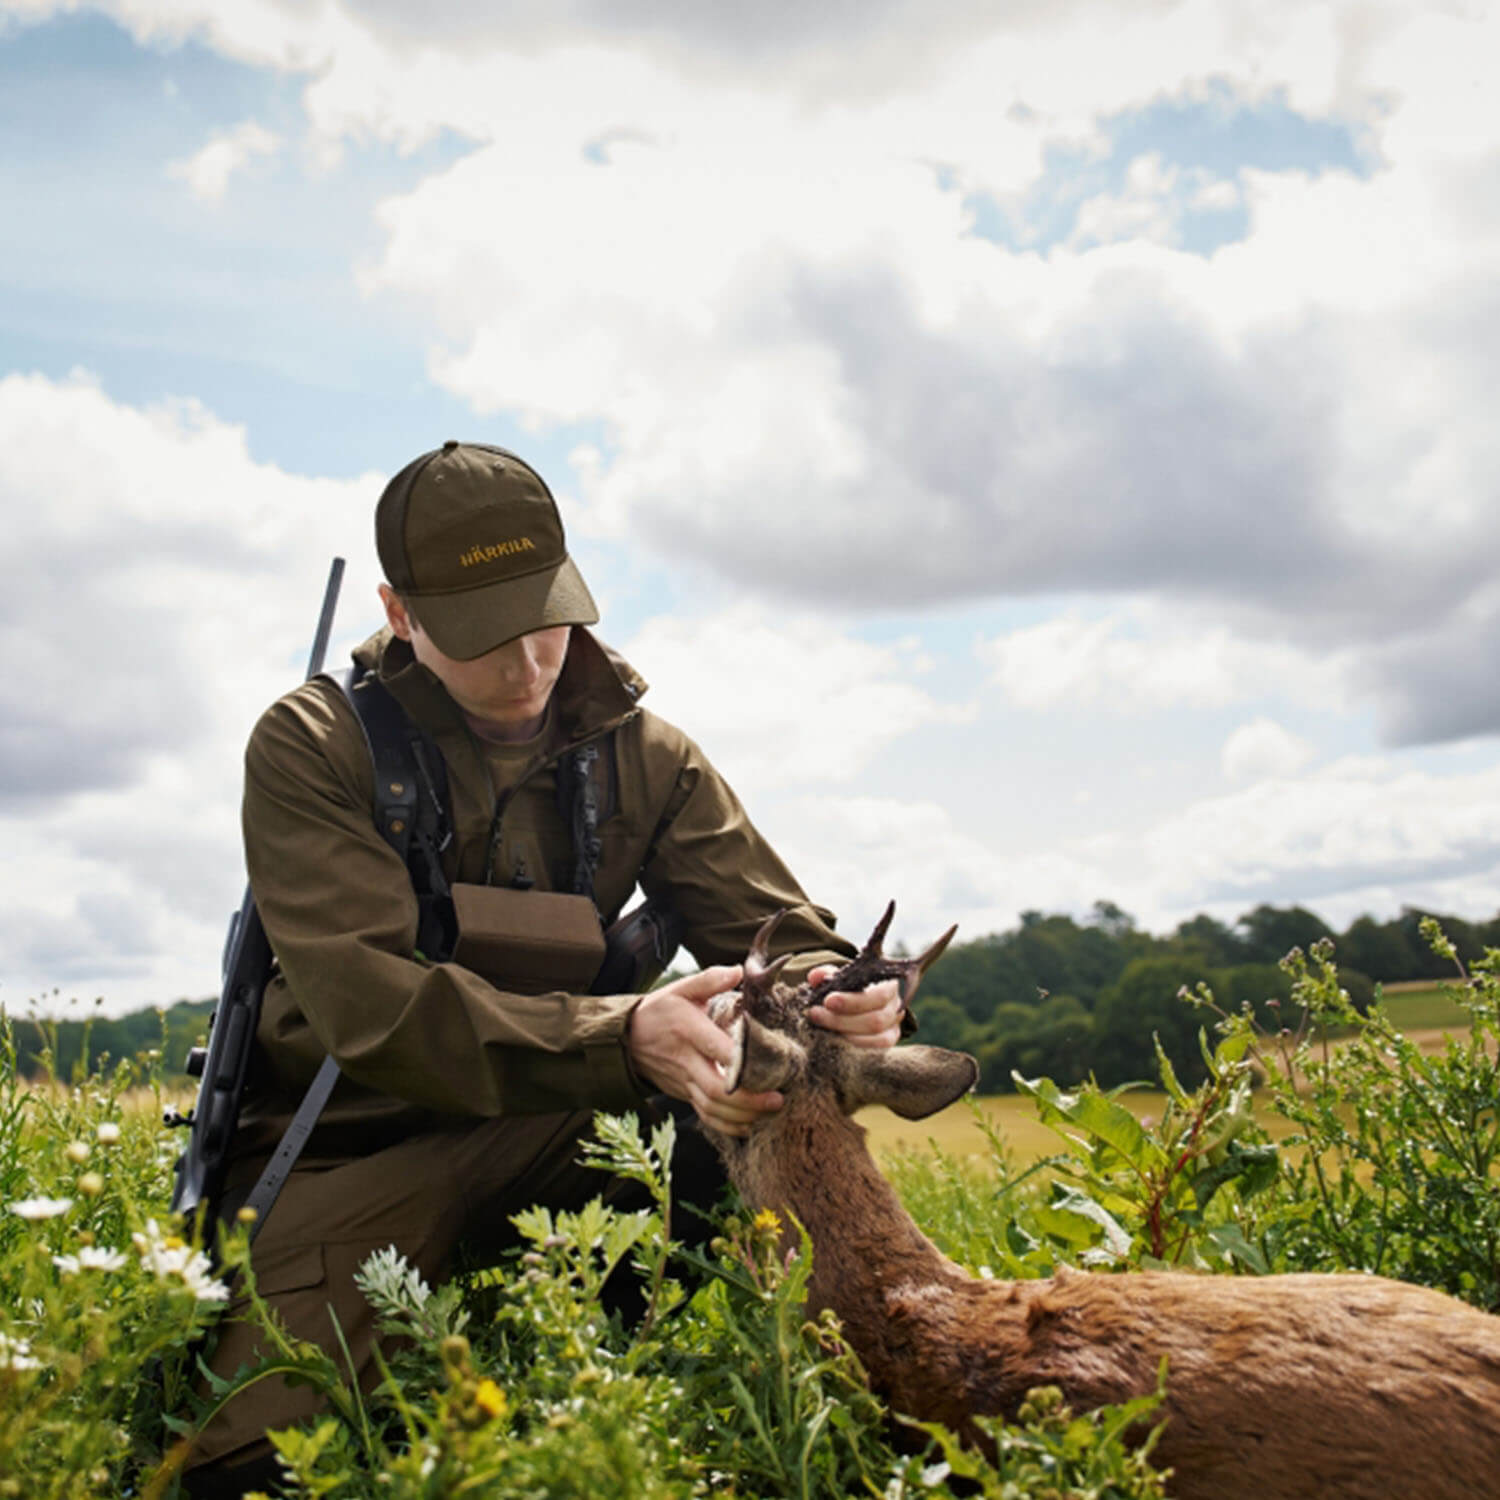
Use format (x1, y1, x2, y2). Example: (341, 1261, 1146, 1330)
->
(713, 903, 978, 1121)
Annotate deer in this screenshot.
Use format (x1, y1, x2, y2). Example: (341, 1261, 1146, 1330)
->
(701, 903, 1500, 1500)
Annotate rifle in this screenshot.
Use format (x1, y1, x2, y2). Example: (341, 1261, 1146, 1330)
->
(166, 558, 346, 1230)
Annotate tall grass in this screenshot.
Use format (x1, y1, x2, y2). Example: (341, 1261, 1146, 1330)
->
(3, 926, 1497, 1496)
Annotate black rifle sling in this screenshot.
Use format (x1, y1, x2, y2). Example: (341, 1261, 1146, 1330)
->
(336, 666, 457, 960)
(241, 668, 454, 1237)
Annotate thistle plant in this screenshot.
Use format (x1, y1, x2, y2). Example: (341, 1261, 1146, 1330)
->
(1219, 925, 1500, 1306)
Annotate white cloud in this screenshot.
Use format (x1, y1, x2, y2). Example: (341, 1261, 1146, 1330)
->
(763, 751, 1500, 954)
(167, 119, 281, 200)
(1142, 757, 1500, 919)
(324, 1, 1500, 758)
(979, 608, 1348, 714)
(0, 371, 385, 1011)
(1220, 716, 1315, 782)
(761, 793, 1112, 959)
(1068, 153, 1183, 249)
(620, 606, 971, 795)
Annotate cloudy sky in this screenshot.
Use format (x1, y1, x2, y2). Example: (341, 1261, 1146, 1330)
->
(3, 0, 1499, 1016)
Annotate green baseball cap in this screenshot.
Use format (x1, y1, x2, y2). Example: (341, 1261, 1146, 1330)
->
(375, 441, 599, 660)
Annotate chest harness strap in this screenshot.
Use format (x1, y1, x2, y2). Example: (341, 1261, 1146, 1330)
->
(240, 667, 627, 1234)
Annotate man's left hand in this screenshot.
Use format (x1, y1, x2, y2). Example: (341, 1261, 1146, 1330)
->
(805, 969, 903, 1050)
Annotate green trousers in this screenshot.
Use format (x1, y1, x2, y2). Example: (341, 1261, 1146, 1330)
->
(182, 1102, 726, 1479)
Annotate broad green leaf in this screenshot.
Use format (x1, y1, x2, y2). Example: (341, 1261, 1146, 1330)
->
(1016, 1075, 1167, 1173)
(1214, 1027, 1253, 1067)
(1037, 1183, 1133, 1260)
(1205, 1222, 1269, 1274)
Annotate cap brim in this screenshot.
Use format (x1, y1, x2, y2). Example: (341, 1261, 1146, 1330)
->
(408, 555, 599, 660)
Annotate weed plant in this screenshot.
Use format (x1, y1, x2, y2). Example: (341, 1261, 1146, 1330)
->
(1218, 920, 1500, 1306)
(3, 923, 1496, 1496)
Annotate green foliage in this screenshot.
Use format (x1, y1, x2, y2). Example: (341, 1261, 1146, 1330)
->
(1092, 957, 1216, 1090)
(10, 912, 1500, 1497)
(909, 899, 1500, 1092)
(0, 1015, 233, 1497)
(11, 998, 212, 1084)
(1220, 926, 1500, 1307)
(1013, 1024, 1278, 1273)
(893, 1378, 1170, 1500)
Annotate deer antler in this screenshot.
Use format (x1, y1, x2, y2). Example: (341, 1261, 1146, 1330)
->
(809, 900, 956, 1010)
(739, 909, 792, 1013)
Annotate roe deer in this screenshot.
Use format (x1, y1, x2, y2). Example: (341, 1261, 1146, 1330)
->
(703, 904, 1500, 1500)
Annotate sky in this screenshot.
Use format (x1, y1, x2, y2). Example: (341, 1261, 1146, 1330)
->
(2, 0, 1499, 1017)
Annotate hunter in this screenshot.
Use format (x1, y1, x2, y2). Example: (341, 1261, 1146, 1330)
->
(183, 441, 905, 1496)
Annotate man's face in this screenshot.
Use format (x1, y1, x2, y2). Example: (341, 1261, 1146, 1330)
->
(380, 585, 570, 741)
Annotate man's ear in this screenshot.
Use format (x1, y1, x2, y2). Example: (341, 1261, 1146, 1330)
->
(379, 583, 415, 641)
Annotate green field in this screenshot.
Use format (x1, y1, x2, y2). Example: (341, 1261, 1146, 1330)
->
(1376, 981, 1476, 1032)
(859, 1089, 1306, 1166)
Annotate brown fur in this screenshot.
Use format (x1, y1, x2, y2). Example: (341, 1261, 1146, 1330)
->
(706, 912, 1500, 1500)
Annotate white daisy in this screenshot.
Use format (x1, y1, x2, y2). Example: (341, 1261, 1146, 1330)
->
(132, 1220, 229, 1302)
(53, 1246, 127, 1276)
(0, 1332, 40, 1372)
(9, 1196, 73, 1221)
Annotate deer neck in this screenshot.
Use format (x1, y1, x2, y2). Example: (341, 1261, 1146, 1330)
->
(736, 1092, 964, 1315)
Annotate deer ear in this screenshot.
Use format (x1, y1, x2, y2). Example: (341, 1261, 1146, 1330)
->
(725, 1014, 805, 1095)
(840, 1045, 978, 1120)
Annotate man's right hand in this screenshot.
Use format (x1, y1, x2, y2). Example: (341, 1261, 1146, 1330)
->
(626, 966, 784, 1137)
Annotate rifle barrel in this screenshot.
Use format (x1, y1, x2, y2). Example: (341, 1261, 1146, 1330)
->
(304, 557, 346, 680)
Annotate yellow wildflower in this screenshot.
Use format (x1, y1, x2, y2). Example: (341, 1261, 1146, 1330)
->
(474, 1379, 507, 1420)
(752, 1208, 782, 1235)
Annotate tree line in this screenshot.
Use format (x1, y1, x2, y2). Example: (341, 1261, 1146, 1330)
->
(8, 899, 1496, 1089)
(911, 899, 1499, 1094)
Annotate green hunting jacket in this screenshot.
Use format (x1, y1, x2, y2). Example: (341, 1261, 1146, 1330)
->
(234, 626, 853, 1162)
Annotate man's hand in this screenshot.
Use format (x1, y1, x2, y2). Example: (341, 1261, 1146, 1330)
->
(805, 967, 903, 1050)
(626, 966, 784, 1137)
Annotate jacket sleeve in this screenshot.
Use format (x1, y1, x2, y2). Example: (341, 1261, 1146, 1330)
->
(633, 722, 857, 980)
(243, 680, 646, 1118)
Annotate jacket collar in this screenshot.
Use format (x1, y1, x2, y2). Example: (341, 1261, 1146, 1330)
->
(351, 626, 646, 754)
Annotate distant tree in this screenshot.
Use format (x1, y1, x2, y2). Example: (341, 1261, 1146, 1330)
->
(1396, 908, 1487, 979)
(1337, 914, 1421, 984)
(1093, 956, 1214, 1089)
(1011, 914, 1082, 1000)
(910, 993, 978, 1051)
(1171, 913, 1245, 968)
(1235, 904, 1334, 965)
(12, 998, 213, 1081)
(923, 935, 1034, 1022)
(975, 995, 1095, 1092)
(1089, 900, 1135, 939)
(1217, 962, 1295, 1031)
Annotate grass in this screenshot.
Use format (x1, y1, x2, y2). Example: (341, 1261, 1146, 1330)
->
(861, 1090, 1302, 1165)
(1376, 982, 1475, 1033)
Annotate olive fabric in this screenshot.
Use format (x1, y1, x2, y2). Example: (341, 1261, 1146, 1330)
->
(185, 623, 855, 1479)
(191, 1098, 729, 1474)
(375, 441, 599, 659)
(233, 623, 855, 1167)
